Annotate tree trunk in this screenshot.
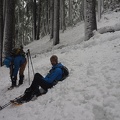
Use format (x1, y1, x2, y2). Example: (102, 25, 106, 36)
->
(80, 0, 84, 21)
(60, 0, 62, 30)
(33, 0, 37, 40)
(3, 0, 15, 57)
(84, 0, 97, 41)
(36, 0, 41, 40)
(50, 0, 54, 40)
(45, 0, 49, 34)
(0, 0, 3, 66)
(61, 0, 66, 32)
(101, 0, 104, 13)
(3, 0, 6, 25)
(98, 0, 101, 21)
(69, 0, 73, 26)
(17, 3, 20, 43)
(53, 0, 60, 45)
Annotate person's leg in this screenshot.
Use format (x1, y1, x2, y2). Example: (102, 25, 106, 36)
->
(29, 73, 43, 90)
(8, 66, 17, 90)
(8, 76, 17, 90)
(21, 73, 53, 102)
(21, 73, 44, 101)
(18, 60, 27, 85)
(30, 73, 53, 91)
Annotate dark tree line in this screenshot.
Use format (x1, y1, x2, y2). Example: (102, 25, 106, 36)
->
(0, 0, 120, 66)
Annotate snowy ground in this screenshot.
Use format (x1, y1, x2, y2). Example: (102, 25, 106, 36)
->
(1, 11, 120, 120)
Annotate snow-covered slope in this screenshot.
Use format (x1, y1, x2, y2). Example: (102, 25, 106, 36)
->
(1, 11, 120, 120)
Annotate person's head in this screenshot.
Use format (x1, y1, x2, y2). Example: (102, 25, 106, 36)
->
(11, 48, 20, 56)
(50, 55, 58, 66)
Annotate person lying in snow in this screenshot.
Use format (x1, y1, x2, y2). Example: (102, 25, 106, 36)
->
(17, 55, 69, 103)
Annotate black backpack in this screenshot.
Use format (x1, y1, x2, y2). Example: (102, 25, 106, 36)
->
(60, 66, 69, 80)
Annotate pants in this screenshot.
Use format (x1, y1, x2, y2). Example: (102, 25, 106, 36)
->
(30, 73, 54, 91)
(19, 59, 27, 76)
(22, 73, 54, 101)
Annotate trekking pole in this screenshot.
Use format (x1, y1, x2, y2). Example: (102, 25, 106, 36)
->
(28, 49, 35, 76)
(26, 50, 30, 85)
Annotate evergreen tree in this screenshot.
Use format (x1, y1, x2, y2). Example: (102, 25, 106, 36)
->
(50, 0, 54, 40)
(3, 0, 15, 56)
(53, 0, 60, 45)
(84, 0, 97, 41)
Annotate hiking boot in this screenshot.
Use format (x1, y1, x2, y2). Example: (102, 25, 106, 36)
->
(17, 93, 33, 102)
(8, 79, 17, 90)
(8, 76, 17, 90)
(18, 75, 24, 86)
(8, 85, 16, 90)
(14, 98, 25, 104)
(21, 87, 35, 102)
(17, 82, 23, 86)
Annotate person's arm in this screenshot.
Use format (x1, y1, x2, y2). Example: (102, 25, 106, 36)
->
(44, 68, 62, 83)
(10, 64, 13, 77)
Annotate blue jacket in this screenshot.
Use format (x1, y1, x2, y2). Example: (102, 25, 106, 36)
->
(4, 55, 26, 77)
(12, 55, 26, 77)
(44, 63, 63, 83)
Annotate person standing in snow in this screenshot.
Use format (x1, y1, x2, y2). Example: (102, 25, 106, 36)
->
(17, 55, 69, 103)
(3, 47, 27, 90)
